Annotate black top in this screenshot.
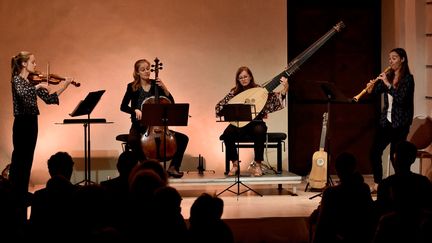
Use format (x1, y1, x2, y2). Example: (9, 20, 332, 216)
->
(372, 74, 414, 128)
(120, 81, 174, 124)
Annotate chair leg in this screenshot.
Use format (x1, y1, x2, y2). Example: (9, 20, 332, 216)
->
(419, 156, 423, 175)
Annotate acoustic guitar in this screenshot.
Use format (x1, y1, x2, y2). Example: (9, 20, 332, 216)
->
(229, 21, 345, 128)
(309, 112, 328, 189)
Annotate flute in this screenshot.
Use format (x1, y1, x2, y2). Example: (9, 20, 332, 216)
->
(352, 66, 391, 102)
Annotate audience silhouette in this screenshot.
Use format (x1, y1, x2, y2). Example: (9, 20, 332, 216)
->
(100, 150, 138, 197)
(311, 152, 376, 243)
(189, 193, 234, 243)
(152, 186, 189, 242)
(29, 151, 78, 242)
(7, 144, 432, 242)
(373, 141, 432, 242)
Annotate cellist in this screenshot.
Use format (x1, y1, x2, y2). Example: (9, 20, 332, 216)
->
(120, 58, 188, 178)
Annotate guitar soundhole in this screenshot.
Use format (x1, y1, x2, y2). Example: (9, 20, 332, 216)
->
(316, 158, 325, 166)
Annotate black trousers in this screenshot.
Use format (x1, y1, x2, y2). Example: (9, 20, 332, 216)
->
(221, 120, 267, 162)
(370, 120, 410, 184)
(9, 115, 38, 221)
(128, 123, 189, 170)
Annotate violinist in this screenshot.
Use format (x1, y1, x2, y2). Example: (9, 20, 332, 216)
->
(120, 58, 188, 178)
(9, 51, 73, 224)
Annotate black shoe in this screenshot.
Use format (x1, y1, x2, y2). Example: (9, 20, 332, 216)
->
(167, 168, 184, 178)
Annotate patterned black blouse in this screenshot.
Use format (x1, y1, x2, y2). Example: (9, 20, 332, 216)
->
(11, 75, 59, 116)
(372, 74, 414, 128)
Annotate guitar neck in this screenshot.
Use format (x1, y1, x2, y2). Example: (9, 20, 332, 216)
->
(318, 112, 328, 150)
(264, 21, 344, 92)
(319, 125, 327, 150)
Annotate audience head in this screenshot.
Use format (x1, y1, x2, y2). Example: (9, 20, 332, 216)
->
(190, 193, 223, 225)
(129, 159, 168, 186)
(335, 152, 357, 182)
(394, 140, 417, 174)
(116, 150, 138, 178)
(47, 151, 74, 180)
(153, 186, 182, 214)
(129, 169, 165, 202)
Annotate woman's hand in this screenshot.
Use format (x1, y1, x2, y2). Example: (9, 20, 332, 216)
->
(280, 76, 289, 94)
(156, 77, 170, 96)
(366, 79, 375, 93)
(378, 72, 391, 88)
(35, 83, 49, 90)
(135, 109, 142, 120)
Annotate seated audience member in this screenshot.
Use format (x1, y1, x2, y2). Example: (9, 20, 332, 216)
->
(124, 161, 167, 241)
(100, 150, 138, 232)
(152, 186, 188, 242)
(29, 151, 77, 240)
(373, 141, 432, 243)
(100, 150, 138, 196)
(312, 152, 376, 243)
(375, 140, 432, 217)
(189, 193, 234, 243)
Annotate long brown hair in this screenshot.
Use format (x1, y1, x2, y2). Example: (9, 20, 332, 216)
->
(11, 51, 32, 79)
(388, 48, 411, 88)
(231, 66, 258, 95)
(131, 59, 151, 92)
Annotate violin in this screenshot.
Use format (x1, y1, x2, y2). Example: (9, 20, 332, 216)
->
(140, 58, 177, 161)
(28, 71, 81, 87)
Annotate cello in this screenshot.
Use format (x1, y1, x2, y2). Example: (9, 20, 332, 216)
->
(140, 58, 177, 162)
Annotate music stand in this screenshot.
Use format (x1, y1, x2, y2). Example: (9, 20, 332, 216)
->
(140, 103, 189, 169)
(217, 104, 263, 197)
(305, 82, 349, 199)
(69, 90, 105, 185)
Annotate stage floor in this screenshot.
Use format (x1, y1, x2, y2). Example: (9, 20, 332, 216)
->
(170, 170, 302, 186)
(171, 174, 376, 220)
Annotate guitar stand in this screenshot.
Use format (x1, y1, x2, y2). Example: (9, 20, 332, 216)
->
(308, 176, 334, 199)
(305, 81, 346, 199)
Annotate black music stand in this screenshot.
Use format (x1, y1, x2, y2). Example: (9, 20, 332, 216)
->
(141, 103, 189, 169)
(305, 82, 349, 199)
(217, 104, 263, 197)
(69, 90, 105, 185)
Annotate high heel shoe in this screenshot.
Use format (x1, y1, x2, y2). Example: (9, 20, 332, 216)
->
(228, 161, 239, 176)
(167, 167, 184, 178)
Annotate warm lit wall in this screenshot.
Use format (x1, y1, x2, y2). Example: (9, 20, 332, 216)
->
(0, 0, 287, 185)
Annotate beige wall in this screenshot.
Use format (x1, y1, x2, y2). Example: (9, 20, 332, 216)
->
(0, 0, 287, 184)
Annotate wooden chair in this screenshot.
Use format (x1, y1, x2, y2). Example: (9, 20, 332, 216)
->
(407, 116, 432, 175)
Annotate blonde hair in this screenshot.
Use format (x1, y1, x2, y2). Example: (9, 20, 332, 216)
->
(131, 59, 151, 91)
(11, 51, 32, 78)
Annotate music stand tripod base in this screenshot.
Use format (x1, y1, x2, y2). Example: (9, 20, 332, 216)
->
(216, 165, 263, 197)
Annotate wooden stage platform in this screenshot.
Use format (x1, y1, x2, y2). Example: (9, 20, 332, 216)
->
(168, 170, 303, 195)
